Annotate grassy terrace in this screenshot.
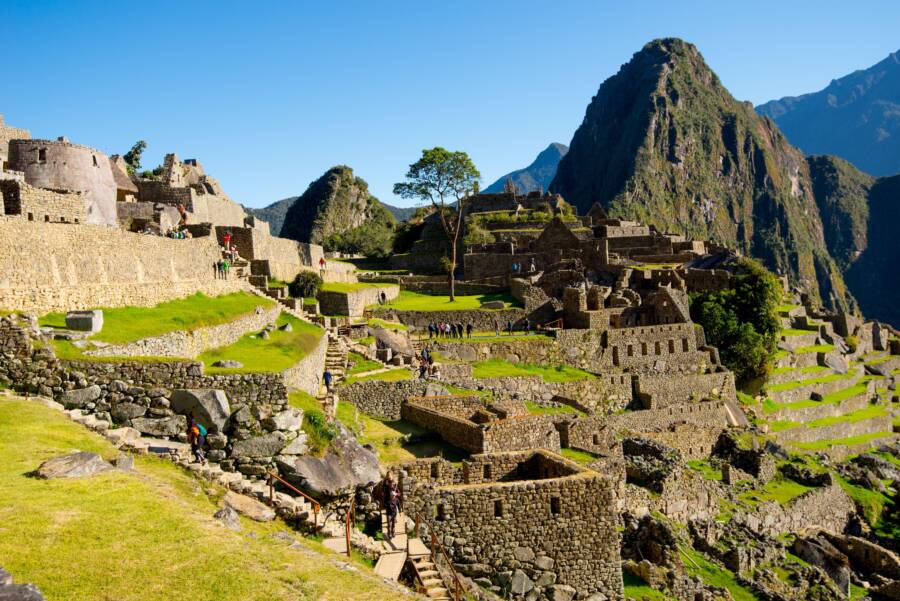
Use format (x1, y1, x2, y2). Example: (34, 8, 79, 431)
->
(780, 328, 817, 337)
(770, 404, 888, 433)
(792, 431, 895, 452)
(371, 290, 521, 312)
(319, 282, 389, 294)
(346, 352, 381, 376)
(680, 546, 760, 601)
(199, 313, 323, 373)
(524, 400, 585, 416)
(342, 368, 411, 386)
(737, 477, 814, 506)
(40, 292, 273, 345)
(623, 572, 666, 600)
(423, 332, 551, 343)
(795, 343, 835, 354)
(766, 371, 856, 392)
(0, 396, 395, 601)
(472, 359, 596, 382)
(559, 448, 599, 465)
(770, 365, 828, 377)
(762, 384, 869, 414)
(687, 460, 723, 481)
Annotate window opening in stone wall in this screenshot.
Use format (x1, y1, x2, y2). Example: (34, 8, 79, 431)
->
(74, 218, 79, 223)
(27, 213, 33, 221)
(682, 338, 689, 352)
(612, 347, 620, 366)
(593, 434, 600, 445)
(435, 503, 446, 521)
(92, 155, 98, 167)
(44, 215, 49, 222)
(626, 345, 633, 357)
(668, 339, 675, 353)
(550, 496, 561, 515)
(641, 342, 647, 355)
(494, 499, 503, 518)
(59, 216, 65, 223)
(38, 148, 47, 162)
(430, 462, 440, 479)
(483, 464, 491, 480)
(655, 341, 661, 355)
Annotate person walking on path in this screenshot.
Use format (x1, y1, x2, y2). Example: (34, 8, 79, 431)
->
(323, 369, 333, 393)
(222, 230, 232, 250)
(379, 474, 402, 539)
(466, 323, 473, 338)
(494, 318, 500, 337)
(187, 416, 207, 465)
(507, 319, 514, 335)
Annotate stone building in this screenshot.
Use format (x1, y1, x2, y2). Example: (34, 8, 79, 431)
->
(0, 113, 30, 171)
(401, 450, 624, 600)
(7, 137, 127, 226)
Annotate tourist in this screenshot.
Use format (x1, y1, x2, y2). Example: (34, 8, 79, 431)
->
(529, 257, 536, 273)
(525, 318, 531, 333)
(222, 259, 230, 279)
(428, 322, 436, 339)
(187, 416, 207, 466)
(379, 291, 387, 305)
(493, 319, 500, 337)
(421, 346, 430, 363)
(319, 257, 327, 270)
(507, 319, 514, 335)
(223, 230, 232, 249)
(323, 368, 333, 392)
(466, 323, 473, 338)
(457, 322, 464, 339)
(381, 474, 401, 539)
(418, 359, 427, 380)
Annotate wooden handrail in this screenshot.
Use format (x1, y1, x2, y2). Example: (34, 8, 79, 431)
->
(344, 495, 355, 558)
(411, 511, 465, 601)
(266, 470, 321, 532)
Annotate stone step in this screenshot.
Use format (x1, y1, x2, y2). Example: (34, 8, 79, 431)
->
(373, 551, 407, 581)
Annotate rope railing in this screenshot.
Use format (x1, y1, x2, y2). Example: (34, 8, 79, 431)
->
(266, 470, 321, 532)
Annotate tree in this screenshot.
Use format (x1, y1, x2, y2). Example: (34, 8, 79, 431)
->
(289, 271, 323, 299)
(123, 140, 147, 174)
(393, 147, 480, 300)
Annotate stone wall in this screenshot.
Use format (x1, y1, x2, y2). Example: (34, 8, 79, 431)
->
(338, 380, 429, 420)
(767, 367, 864, 404)
(8, 138, 119, 226)
(87, 305, 281, 358)
(766, 382, 874, 423)
(0, 179, 86, 223)
(282, 331, 328, 396)
(429, 336, 562, 365)
(373, 307, 527, 330)
(0, 219, 246, 314)
(622, 470, 724, 523)
(732, 484, 856, 536)
(772, 413, 892, 445)
(402, 451, 624, 600)
(635, 370, 737, 408)
(318, 285, 399, 317)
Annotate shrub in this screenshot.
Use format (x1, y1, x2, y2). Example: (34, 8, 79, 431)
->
(464, 222, 495, 245)
(289, 271, 323, 299)
(846, 335, 858, 353)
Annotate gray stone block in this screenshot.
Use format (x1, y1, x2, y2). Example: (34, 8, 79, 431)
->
(65, 310, 103, 333)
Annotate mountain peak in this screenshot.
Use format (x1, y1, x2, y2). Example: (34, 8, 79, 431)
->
(483, 143, 569, 194)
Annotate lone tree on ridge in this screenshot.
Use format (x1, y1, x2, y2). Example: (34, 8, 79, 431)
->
(123, 140, 147, 174)
(393, 147, 480, 301)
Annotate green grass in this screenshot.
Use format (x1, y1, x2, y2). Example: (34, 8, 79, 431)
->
(771, 365, 828, 376)
(795, 344, 835, 354)
(736, 391, 756, 406)
(805, 404, 887, 428)
(471, 359, 595, 382)
(623, 572, 668, 600)
(0, 395, 399, 601)
(524, 400, 585, 416)
(792, 431, 894, 451)
(680, 547, 761, 601)
(768, 419, 801, 432)
(767, 371, 855, 392)
(836, 474, 892, 527)
(199, 314, 323, 373)
(371, 290, 521, 312)
(780, 328, 817, 337)
(346, 352, 382, 376)
(336, 403, 467, 465)
(737, 478, 813, 506)
(49, 339, 184, 363)
(776, 303, 802, 314)
(763, 384, 870, 415)
(319, 282, 390, 294)
(820, 384, 869, 403)
(40, 292, 273, 345)
(342, 368, 411, 385)
(367, 318, 408, 331)
(559, 448, 600, 465)
(687, 460, 722, 481)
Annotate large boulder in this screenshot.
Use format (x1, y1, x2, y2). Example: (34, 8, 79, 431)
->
(276, 422, 379, 497)
(35, 452, 114, 479)
(222, 491, 275, 522)
(373, 327, 414, 358)
(131, 415, 186, 437)
(169, 389, 231, 432)
(59, 385, 101, 408)
(110, 402, 147, 423)
(231, 432, 286, 459)
(262, 408, 303, 432)
(793, 535, 850, 592)
(65, 310, 103, 333)
(0, 567, 45, 601)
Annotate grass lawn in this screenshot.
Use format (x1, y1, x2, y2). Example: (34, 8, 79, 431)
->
(346, 352, 382, 376)
(792, 431, 894, 452)
(40, 292, 273, 345)
(780, 328, 817, 337)
(366, 318, 408, 331)
(371, 290, 521, 312)
(199, 314, 323, 373)
(559, 448, 600, 465)
(795, 344, 835, 354)
(319, 282, 389, 294)
(524, 400, 585, 416)
(767, 371, 855, 392)
(687, 460, 723, 481)
(336, 403, 467, 465)
(805, 404, 887, 428)
(342, 368, 411, 386)
(738, 478, 813, 506)
(47, 339, 184, 363)
(287, 392, 335, 455)
(680, 547, 760, 601)
(622, 572, 668, 600)
(763, 384, 870, 415)
(472, 359, 596, 382)
(0, 395, 398, 601)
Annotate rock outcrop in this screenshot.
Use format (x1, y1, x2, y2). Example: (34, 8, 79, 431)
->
(35, 451, 114, 479)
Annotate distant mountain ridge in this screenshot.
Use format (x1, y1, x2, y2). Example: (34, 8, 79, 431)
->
(484, 143, 568, 194)
(757, 49, 900, 177)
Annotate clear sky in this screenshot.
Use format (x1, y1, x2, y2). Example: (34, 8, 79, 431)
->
(2, 1, 898, 208)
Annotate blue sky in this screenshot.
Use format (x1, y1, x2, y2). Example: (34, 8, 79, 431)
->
(2, 1, 898, 208)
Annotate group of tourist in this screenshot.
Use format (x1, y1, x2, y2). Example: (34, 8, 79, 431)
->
(428, 321, 473, 339)
(375, 473, 403, 539)
(214, 257, 231, 279)
(510, 257, 537, 274)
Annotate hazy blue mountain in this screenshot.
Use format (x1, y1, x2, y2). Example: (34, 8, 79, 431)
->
(757, 49, 900, 176)
(484, 143, 568, 194)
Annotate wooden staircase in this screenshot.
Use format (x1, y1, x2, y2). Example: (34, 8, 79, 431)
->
(374, 512, 452, 600)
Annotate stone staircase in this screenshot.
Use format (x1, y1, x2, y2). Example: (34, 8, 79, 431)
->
(374, 512, 452, 600)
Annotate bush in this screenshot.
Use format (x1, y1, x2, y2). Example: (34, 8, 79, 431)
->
(464, 222, 495, 245)
(289, 271, 323, 299)
(846, 335, 858, 353)
(690, 258, 782, 382)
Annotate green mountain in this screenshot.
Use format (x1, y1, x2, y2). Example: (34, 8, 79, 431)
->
(758, 50, 900, 177)
(249, 192, 410, 238)
(807, 156, 900, 325)
(277, 166, 396, 256)
(550, 38, 848, 310)
(484, 143, 568, 194)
